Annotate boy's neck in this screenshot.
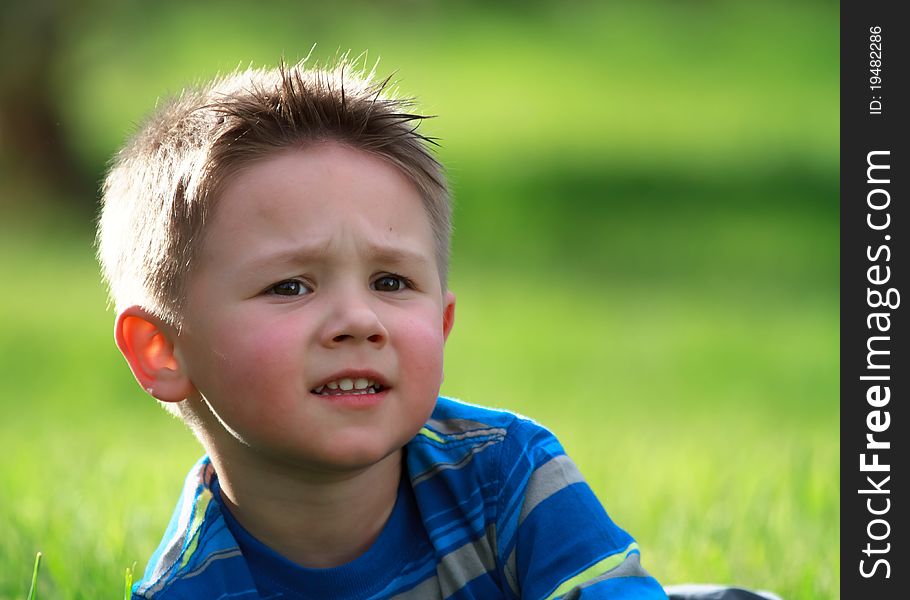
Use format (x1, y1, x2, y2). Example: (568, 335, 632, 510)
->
(210, 448, 403, 569)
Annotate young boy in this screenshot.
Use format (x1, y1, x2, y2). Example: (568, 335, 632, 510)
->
(98, 60, 667, 599)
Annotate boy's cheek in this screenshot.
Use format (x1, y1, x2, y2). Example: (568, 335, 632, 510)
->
(396, 321, 447, 386)
(180, 326, 287, 391)
(397, 321, 447, 364)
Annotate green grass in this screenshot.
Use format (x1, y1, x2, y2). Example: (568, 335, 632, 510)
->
(26, 553, 40, 600)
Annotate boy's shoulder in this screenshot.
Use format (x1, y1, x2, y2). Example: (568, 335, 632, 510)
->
(132, 458, 256, 599)
(405, 396, 568, 485)
(411, 396, 564, 460)
(423, 395, 551, 439)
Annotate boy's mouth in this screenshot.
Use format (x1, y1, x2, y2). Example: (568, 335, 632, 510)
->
(311, 377, 387, 396)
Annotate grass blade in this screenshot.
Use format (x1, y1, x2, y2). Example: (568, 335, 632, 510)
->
(124, 561, 137, 600)
(27, 552, 42, 600)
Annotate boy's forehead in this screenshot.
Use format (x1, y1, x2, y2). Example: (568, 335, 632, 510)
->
(213, 143, 425, 218)
(198, 143, 438, 266)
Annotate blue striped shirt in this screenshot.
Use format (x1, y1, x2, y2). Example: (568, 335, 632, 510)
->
(133, 397, 666, 599)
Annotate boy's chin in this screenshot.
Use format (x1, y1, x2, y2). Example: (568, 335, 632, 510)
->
(312, 437, 406, 473)
(260, 435, 408, 476)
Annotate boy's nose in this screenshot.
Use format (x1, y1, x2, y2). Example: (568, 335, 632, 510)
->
(320, 299, 388, 348)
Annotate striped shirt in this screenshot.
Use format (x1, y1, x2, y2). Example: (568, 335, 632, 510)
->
(133, 396, 666, 599)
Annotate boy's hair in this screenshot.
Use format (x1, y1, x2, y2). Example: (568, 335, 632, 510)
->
(97, 58, 450, 330)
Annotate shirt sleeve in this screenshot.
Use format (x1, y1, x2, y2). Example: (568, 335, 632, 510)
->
(495, 417, 667, 600)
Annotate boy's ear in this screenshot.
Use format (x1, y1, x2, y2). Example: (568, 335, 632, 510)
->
(442, 291, 456, 342)
(114, 306, 195, 403)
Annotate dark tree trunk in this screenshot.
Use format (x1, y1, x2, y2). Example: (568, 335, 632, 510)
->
(1, 0, 97, 209)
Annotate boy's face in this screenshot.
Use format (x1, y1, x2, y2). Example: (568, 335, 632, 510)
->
(174, 142, 454, 472)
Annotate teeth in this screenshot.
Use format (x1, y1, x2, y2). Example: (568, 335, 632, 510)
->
(314, 377, 384, 395)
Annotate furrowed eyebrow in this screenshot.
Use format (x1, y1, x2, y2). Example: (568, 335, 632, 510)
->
(364, 244, 432, 268)
(241, 242, 431, 273)
(241, 244, 330, 273)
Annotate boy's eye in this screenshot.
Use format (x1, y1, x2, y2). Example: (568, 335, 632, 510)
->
(372, 275, 408, 292)
(267, 280, 311, 296)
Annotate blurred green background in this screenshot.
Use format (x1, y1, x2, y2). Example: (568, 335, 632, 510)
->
(0, 0, 838, 598)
